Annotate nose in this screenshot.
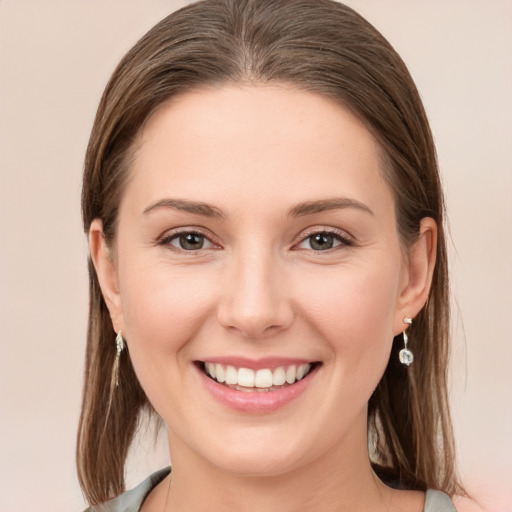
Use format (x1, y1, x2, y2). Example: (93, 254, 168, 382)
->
(216, 247, 294, 339)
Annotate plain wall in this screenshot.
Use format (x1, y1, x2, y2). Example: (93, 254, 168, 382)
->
(0, 1, 510, 511)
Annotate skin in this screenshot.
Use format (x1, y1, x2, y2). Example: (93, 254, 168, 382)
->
(90, 84, 436, 512)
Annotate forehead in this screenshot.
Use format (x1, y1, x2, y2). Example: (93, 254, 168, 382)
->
(123, 84, 392, 216)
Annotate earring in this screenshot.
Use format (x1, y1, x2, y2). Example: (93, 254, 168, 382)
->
(116, 330, 125, 354)
(399, 317, 414, 366)
(112, 330, 125, 387)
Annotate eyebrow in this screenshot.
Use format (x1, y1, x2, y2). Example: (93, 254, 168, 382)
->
(142, 196, 373, 219)
(288, 197, 374, 217)
(142, 199, 225, 219)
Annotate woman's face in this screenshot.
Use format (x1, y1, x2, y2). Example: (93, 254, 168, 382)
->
(92, 84, 434, 477)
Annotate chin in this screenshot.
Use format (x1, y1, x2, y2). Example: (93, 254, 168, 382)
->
(189, 424, 321, 478)
(210, 447, 306, 478)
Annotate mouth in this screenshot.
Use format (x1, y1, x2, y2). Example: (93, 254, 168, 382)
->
(197, 361, 320, 392)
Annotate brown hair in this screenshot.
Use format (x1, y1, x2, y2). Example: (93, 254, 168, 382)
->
(78, 0, 461, 505)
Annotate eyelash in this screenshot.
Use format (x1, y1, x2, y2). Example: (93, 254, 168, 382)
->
(158, 227, 353, 253)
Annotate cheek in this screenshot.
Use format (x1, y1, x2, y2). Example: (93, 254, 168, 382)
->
(115, 253, 215, 390)
(296, 259, 401, 368)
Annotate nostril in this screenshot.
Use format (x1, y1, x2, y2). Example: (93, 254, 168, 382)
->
(227, 323, 282, 339)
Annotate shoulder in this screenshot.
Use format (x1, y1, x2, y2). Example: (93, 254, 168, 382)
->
(424, 489, 457, 512)
(83, 468, 171, 512)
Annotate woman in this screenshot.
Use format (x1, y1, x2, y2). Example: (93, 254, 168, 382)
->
(77, 0, 463, 510)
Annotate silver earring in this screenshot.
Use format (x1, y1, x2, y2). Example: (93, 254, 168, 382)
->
(399, 317, 414, 366)
(116, 330, 125, 354)
(105, 330, 125, 421)
(112, 330, 125, 387)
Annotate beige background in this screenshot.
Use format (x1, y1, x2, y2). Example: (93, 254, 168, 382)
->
(0, 1, 510, 511)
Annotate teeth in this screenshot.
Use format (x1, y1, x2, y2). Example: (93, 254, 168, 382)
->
(204, 363, 312, 389)
(272, 367, 286, 386)
(285, 365, 296, 384)
(255, 369, 273, 388)
(215, 363, 225, 383)
(238, 368, 255, 387)
(205, 362, 216, 379)
(296, 364, 307, 380)
(225, 365, 238, 385)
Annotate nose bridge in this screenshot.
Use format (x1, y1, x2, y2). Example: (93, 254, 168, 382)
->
(218, 242, 292, 338)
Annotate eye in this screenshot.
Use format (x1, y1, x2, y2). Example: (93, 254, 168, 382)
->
(296, 230, 352, 251)
(160, 230, 216, 251)
(175, 233, 206, 250)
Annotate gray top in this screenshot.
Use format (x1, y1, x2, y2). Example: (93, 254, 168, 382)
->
(424, 488, 458, 511)
(84, 467, 457, 511)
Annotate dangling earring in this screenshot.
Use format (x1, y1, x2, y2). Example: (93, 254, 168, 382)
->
(111, 330, 125, 388)
(399, 317, 414, 366)
(104, 330, 125, 430)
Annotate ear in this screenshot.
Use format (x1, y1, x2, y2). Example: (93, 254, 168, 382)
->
(394, 217, 437, 335)
(89, 218, 124, 332)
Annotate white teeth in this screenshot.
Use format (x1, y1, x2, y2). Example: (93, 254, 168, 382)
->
(238, 368, 255, 387)
(296, 364, 310, 380)
(285, 365, 296, 384)
(215, 363, 225, 383)
(225, 365, 238, 385)
(255, 369, 273, 388)
(205, 362, 216, 379)
(204, 362, 313, 389)
(272, 367, 286, 386)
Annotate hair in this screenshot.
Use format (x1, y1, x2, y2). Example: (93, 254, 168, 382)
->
(78, 0, 461, 506)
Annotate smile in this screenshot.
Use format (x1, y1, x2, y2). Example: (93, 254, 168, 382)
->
(195, 358, 321, 413)
(202, 362, 315, 392)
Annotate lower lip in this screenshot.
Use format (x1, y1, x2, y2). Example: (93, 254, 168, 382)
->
(196, 365, 318, 414)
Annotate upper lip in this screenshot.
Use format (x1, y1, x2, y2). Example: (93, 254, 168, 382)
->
(196, 356, 318, 370)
